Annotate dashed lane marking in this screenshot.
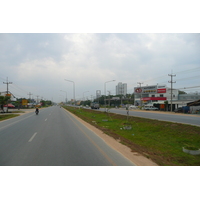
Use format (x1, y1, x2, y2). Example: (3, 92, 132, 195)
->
(28, 132, 38, 142)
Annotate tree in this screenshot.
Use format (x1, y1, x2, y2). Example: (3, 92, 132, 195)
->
(179, 91, 187, 94)
(0, 96, 11, 112)
(40, 100, 52, 107)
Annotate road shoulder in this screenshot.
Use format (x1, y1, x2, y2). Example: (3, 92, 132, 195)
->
(64, 108, 158, 166)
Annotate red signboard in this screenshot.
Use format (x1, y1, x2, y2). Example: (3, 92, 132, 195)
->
(141, 97, 167, 101)
(135, 88, 142, 93)
(157, 88, 166, 93)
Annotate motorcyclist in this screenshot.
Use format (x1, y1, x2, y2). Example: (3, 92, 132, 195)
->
(35, 107, 39, 114)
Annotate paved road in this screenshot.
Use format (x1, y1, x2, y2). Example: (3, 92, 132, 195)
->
(97, 108, 200, 127)
(0, 106, 135, 166)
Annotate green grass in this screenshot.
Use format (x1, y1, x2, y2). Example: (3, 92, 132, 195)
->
(0, 114, 20, 121)
(64, 106, 200, 166)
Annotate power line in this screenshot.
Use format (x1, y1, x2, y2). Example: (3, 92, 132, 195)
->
(177, 86, 200, 90)
(27, 92, 33, 99)
(175, 75, 200, 82)
(141, 66, 200, 85)
(174, 67, 200, 75)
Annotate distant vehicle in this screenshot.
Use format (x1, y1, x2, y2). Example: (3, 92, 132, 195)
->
(90, 102, 100, 109)
(129, 105, 138, 109)
(35, 109, 39, 115)
(174, 107, 183, 113)
(143, 106, 159, 111)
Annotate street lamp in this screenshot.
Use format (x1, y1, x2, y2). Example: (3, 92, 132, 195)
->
(60, 90, 67, 103)
(104, 80, 115, 111)
(64, 79, 75, 105)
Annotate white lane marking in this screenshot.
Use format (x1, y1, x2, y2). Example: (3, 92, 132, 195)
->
(45, 118, 47, 121)
(28, 132, 38, 142)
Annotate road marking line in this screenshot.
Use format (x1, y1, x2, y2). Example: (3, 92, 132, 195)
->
(28, 132, 38, 142)
(45, 118, 47, 121)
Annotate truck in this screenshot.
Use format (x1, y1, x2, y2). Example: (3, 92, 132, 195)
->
(90, 102, 100, 109)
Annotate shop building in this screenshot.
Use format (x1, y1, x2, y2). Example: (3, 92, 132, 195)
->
(134, 84, 200, 111)
(134, 85, 178, 105)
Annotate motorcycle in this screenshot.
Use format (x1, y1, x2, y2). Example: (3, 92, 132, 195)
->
(35, 110, 39, 115)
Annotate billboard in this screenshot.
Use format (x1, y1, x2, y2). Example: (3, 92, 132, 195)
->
(157, 88, 166, 93)
(134, 85, 166, 94)
(22, 99, 28, 106)
(134, 85, 157, 94)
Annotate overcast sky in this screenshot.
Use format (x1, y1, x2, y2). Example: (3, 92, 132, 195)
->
(1, 1, 200, 197)
(0, 33, 200, 102)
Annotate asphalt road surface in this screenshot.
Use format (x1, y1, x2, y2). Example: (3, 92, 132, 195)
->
(0, 106, 135, 166)
(97, 108, 200, 127)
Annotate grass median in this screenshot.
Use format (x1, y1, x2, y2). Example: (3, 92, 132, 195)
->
(0, 114, 20, 121)
(64, 106, 200, 166)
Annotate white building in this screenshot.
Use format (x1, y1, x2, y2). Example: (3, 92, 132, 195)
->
(116, 82, 127, 96)
(134, 84, 200, 109)
(134, 85, 179, 106)
(0, 91, 16, 101)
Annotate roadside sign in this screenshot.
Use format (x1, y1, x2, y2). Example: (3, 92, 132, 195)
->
(22, 99, 28, 106)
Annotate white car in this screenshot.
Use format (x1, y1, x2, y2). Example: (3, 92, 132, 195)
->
(144, 106, 159, 110)
(129, 105, 138, 109)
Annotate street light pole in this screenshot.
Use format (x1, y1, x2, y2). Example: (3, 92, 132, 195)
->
(137, 82, 143, 107)
(104, 80, 115, 111)
(64, 79, 75, 105)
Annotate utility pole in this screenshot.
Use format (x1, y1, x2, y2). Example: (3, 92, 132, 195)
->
(168, 73, 176, 112)
(3, 77, 12, 95)
(36, 95, 39, 105)
(28, 92, 33, 99)
(137, 82, 143, 107)
(3, 77, 12, 112)
(27, 92, 33, 108)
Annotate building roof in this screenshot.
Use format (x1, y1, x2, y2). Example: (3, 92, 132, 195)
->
(187, 99, 200, 106)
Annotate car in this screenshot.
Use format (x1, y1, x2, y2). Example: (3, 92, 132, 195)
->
(149, 107, 159, 110)
(129, 105, 138, 109)
(143, 106, 159, 110)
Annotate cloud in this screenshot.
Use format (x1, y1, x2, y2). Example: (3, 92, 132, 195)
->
(0, 33, 200, 102)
